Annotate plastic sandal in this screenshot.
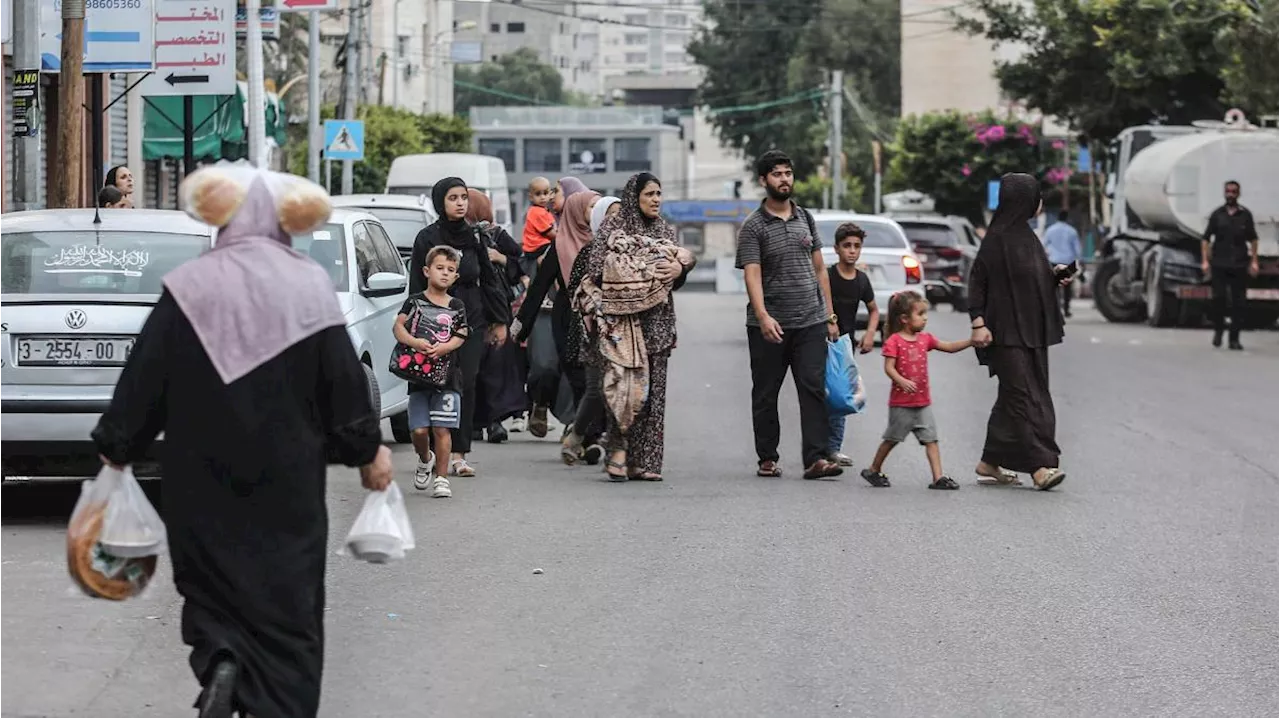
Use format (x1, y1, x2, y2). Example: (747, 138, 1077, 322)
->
(976, 467, 1023, 486)
(450, 459, 476, 477)
(605, 459, 628, 482)
(929, 476, 960, 490)
(756, 460, 782, 477)
(1033, 468, 1066, 491)
(860, 469, 891, 487)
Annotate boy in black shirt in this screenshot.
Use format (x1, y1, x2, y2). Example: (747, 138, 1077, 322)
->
(827, 223, 880, 466)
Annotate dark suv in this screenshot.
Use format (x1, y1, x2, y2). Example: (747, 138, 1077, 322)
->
(889, 214, 981, 311)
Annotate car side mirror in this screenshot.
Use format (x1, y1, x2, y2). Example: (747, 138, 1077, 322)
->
(364, 271, 407, 295)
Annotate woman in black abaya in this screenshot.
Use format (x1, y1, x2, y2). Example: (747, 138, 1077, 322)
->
(967, 172, 1073, 491)
(92, 165, 394, 718)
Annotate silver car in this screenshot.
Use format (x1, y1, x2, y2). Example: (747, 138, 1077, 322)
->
(1, 209, 215, 482)
(813, 211, 924, 339)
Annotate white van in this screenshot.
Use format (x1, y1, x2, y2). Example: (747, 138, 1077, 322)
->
(386, 153, 513, 233)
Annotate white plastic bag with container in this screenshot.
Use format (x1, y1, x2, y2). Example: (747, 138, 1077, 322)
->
(66, 465, 167, 600)
(342, 482, 415, 564)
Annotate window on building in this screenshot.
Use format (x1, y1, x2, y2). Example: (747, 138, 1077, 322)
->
(624, 13, 646, 25)
(624, 52, 646, 64)
(666, 30, 690, 45)
(614, 138, 651, 172)
(490, 23, 500, 32)
(507, 22, 525, 32)
(478, 138, 516, 172)
(524, 139, 562, 172)
(625, 32, 647, 45)
(666, 13, 688, 26)
(568, 138, 608, 174)
(664, 51, 686, 65)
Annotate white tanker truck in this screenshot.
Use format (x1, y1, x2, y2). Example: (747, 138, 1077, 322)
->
(1092, 114, 1279, 327)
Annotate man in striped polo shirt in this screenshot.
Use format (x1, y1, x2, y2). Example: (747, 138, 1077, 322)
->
(736, 150, 843, 481)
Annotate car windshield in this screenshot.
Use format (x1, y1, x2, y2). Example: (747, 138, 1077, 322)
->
(814, 220, 908, 249)
(1, 230, 208, 295)
(898, 222, 960, 247)
(359, 207, 428, 251)
(291, 224, 348, 291)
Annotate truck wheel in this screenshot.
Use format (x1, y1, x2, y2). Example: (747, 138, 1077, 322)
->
(1144, 262, 1180, 327)
(1092, 257, 1146, 323)
(390, 412, 412, 443)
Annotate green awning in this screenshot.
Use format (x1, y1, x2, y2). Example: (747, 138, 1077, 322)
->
(143, 83, 286, 162)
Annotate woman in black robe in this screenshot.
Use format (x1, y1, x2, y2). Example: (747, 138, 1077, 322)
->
(92, 166, 393, 718)
(967, 172, 1072, 491)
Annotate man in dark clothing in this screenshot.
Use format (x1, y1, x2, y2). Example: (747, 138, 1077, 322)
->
(736, 150, 842, 481)
(1201, 180, 1259, 350)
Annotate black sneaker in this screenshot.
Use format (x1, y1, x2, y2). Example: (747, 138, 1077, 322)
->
(582, 444, 604, 465)
(1229, 340, 1244, 351)
(1212, 331, 1223, 348)
(487, 423, 508, 444)
(198, 660, 237, 718)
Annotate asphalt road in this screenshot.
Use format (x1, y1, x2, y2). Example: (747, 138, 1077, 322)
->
(3, 294, 1276, 718)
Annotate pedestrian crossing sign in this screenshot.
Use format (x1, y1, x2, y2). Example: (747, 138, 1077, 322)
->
(323, 120, 365, 161)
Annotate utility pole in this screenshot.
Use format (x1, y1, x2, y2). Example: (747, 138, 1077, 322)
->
(340, 0, 361, 194)
(391, 0, 400, 108)
(307, 10, 321, 183)
(245, 0, 268, 167)
(52, 0, 85, 208)
(830, 69, 844, 211)
(13, 0, 42, 209)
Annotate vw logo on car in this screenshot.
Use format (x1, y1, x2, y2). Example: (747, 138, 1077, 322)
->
(64, 309, 87, 330)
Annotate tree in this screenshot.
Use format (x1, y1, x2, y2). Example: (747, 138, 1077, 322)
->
(886, 111, 1046, 222)
(1220, 0, 1279, 115)
(287, 106, 472, 194)
(957, 0, 1278, 142)
(688, 0, 900, 199)
(454, 48, 571, 117)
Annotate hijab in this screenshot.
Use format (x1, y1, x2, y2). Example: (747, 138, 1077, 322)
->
(591, 196, 620, 235)
(557, 190, 600, 283)
(557, 176, 589, 212)
(431, 177, 473, 249)
(973, 172, 1063, 349)
(465, 187, 493, 224)
(164, 169, 345, 385)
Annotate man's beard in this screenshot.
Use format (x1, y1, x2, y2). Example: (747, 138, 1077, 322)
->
(1226, 197, 1239, 206)
(765, 183, 792, 201)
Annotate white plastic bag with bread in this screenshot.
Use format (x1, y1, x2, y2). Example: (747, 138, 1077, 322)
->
(179, 160, 332, 235)
(66, 466, 166, 601)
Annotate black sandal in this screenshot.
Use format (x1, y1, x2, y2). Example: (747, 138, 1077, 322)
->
(860, 469, 891, 487)
(605, 459, 628, 482)
(929, 476, 960, 490)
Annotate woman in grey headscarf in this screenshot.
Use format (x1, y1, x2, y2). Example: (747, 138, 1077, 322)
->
(92, 165, 393, 718)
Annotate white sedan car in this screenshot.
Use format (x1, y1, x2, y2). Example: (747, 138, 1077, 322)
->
(331, 193, 436, 262)
(812, 211, 923, 339)
(1, 209, 216, 482)
(293, 209, 413, 442)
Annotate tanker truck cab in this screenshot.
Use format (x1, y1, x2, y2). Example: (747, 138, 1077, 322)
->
(1094, 117, 1279, 328)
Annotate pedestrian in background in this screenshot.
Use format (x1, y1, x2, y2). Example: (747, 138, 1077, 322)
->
(575, 173, 694, 482)
(93, 165, 393, 718)
(859, 291, 972, 490)
(736, 150, 843, 481)
(104, 165, 135, 208)
(1041, 210, 1081, 317)
(968, 172, 1071, 491)
(1201, 180, 1260, 350)
(826, 222, 880, 467)
(97, 185, 126, 209)
(409, 178, 512, 478)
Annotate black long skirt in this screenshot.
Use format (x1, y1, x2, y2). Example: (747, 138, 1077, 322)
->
(981, 346, 1060, 473)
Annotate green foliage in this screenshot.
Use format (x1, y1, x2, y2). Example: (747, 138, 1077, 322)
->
(454, 48, 573, 117)
(958, 0, 1278, 141)
(886, 111, 1046, 222)
(287, 105, 472, 194)
(1220, 0, 1279, 115)
(792, 174, 870, 213)
(689, 0, 899, 204)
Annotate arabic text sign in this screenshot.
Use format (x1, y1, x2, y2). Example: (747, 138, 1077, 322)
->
(39, 0, 156, 73)
(43, 244, 152, 275)
(141, 0, 236, 96)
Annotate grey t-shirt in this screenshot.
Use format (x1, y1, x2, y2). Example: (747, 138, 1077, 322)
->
(734, 202, 827, 329)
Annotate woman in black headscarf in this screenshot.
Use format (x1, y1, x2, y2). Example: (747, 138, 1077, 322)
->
(967, 173, 1073, 491)
(409, 177, 511, 477)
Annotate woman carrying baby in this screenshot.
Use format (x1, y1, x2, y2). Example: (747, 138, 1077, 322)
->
(574, 173, 695, 482)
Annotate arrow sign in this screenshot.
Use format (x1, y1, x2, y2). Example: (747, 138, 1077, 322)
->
(166, 73, 211, 86)
(278, 0, 339, 11)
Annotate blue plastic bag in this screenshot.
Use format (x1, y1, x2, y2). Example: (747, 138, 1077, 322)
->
(825, 335, 867, 416)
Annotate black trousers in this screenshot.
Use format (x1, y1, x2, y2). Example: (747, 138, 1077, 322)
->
(747, 322, 829, 468)
(1211, 267, 1248, 339)
(573, 359, 605, 444)
(451, 329, 484, 454)
(1059, 279, 1073, 315)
